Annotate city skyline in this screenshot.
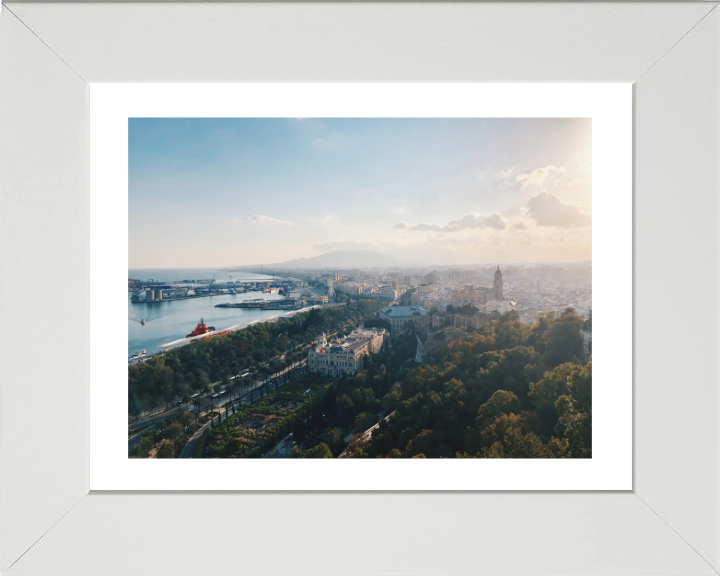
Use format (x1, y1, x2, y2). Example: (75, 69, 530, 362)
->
(129, 118, 592, 268)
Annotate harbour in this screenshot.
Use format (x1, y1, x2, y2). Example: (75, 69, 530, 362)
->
(128, 269, 284, 357)
(129, 268, 298, 305)
(215, 298, 304, 311)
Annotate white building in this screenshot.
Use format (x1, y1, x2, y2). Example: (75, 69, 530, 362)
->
(382, 286, 402, 300)
(485, 299, 511, 314)
(417, 283, 434, 295)
(335, 282, 364, 295)
(307, 325, 387, 377)
(379, 305, 429, 336)
(451, 287, 487, 308)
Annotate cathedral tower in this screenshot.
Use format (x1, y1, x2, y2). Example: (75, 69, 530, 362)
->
(493, 266, 504, 300)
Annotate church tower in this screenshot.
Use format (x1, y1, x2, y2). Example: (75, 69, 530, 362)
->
(493, 266, 504, 300)
(317, 332, 327, 349)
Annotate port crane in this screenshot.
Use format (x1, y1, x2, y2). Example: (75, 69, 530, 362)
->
(229, 275, 237, 293)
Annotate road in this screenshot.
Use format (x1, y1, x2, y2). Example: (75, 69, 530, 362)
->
(415, 336, 425, 363)
(128, 425, 155, 453)
(177, 393, 256, 459)
(128, 360, 308, 454)
(178, 420, 211, 458)
(266, 437, 296, 458)
(130, 407, 184, 432)
(176, 363, 307, 459)
(129, 361, 306, 455)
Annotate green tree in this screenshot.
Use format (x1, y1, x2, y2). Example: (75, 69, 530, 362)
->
(322, 428, 343, 455)
(555, 358, 592, 458)
(305, 443, 333, 458)
(354, 412, 375, 432)
(478, 414, 553, 458)
(156, 441, 175, 458)
(167, 422, 183, 440)
(132, 435, 154, 458)
(528, 363, 580, 433)
(541, 310, 585, 368)
(476, 390, 519, 428)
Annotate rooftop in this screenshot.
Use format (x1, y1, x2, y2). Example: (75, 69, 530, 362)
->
(380, 305, 429, 317)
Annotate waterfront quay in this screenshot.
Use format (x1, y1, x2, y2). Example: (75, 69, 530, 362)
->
(128, 290, 287, 358)
(131, 278, 299, 305)
(133, 291, 235, 305)
(216, 298, 302, 311)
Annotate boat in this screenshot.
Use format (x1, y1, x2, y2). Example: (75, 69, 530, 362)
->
(186, 318, 216, 338)
(141, 319, 146, 325)
(159, 324, 240, 350)
(128, 350, 148, 364)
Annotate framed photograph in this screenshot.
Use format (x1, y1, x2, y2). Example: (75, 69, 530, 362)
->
(2, 2, 718, 575)
(91, 83, 631, 491)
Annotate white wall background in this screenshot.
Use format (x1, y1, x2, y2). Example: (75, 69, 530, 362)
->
(1, 3, 719, 575)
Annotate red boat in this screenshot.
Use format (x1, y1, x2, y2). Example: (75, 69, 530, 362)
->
(186, 318, 216, 338)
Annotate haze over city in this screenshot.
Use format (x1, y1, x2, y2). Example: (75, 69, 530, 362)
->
(129, 118, 591, 269)
(129, 117, 592, 463)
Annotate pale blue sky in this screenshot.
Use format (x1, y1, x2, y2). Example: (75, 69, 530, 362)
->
(129, 118, 591, 268)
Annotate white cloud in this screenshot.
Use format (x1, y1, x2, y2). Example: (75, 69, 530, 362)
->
(516, 165, 567, 189)
(394, 213, 506, 232)
(310, 215, 333, 226)
(231, 215, 294, 227)
(500, 166, 518, 179)
(526, 193, 590, 228)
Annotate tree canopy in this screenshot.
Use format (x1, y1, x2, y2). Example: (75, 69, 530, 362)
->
(128, 299, 384, 415)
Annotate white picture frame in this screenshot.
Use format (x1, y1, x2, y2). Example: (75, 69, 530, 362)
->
(1, 2, 718, 574)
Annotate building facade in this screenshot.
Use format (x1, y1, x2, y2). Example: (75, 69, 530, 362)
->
(379, 305, 429, 336)
(417, 283, 434, 295)
(306, 295, 328, 305)
(335, 282, 364, 295)
(485, 299, 511, 314)
(382, 286, 402, 300)
(307, 325, 387, 377)
(452, 311, 499, 330)
(450, 287, 487, 308)
(424, 271, 439, 284)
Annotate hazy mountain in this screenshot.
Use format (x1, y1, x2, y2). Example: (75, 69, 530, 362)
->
(268, 250, 415, 269)
(226, 246, 471, 271)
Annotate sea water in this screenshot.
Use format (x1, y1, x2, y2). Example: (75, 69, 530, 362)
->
(128, 268, 290, 357)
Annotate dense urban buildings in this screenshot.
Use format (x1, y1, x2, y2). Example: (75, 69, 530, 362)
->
(299, 264, 590, 329)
